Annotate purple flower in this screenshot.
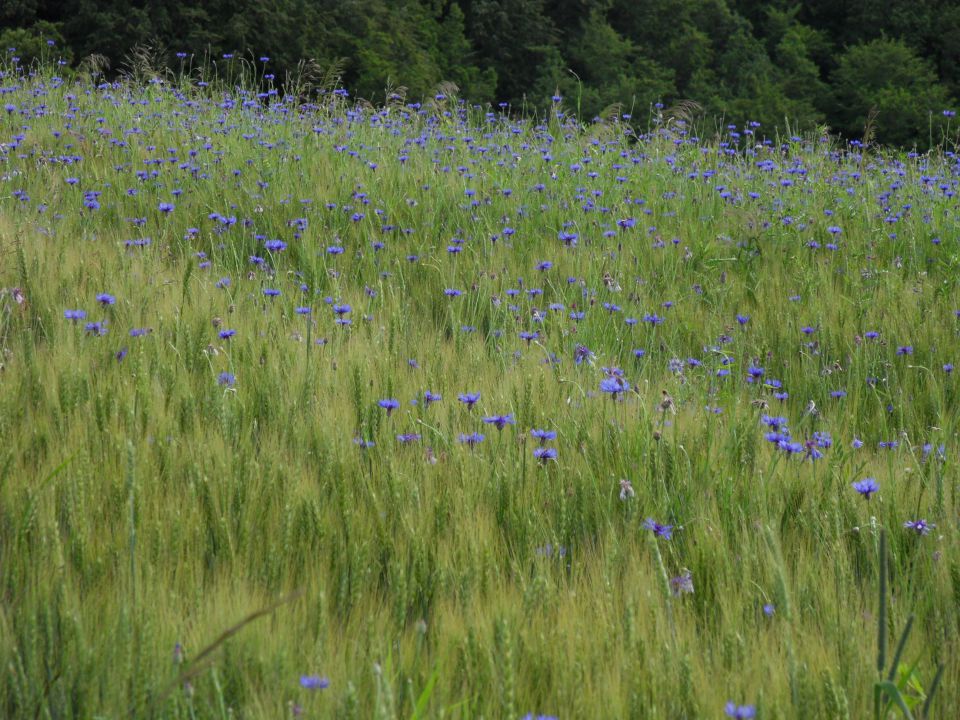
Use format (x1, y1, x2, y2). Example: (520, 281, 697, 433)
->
(158, 202, 175, 213)
(851, 478, 878, 500)
(218, 372, 236, 387)
(482, 414, 515, 430)
(642, 518, 673, 540)
(904, 519, 934, 536)
(458, 392, 480, 409)
(573, 344, 595, 365)
(763, 603, 775, 617)
(531, 428, 556, 444)
(96, 293, 116, 305)
(533, 446, 557, 463)
(299, 675, 329, 690)
(378, 398, 400, 415)
(219, 329, 236, 340)
(599, 376, 630, 398)
(458, 432, 485, 447)
(670, 570, 694, 596)
(725, 702, 756, 719)
(64, 309, 87, 321)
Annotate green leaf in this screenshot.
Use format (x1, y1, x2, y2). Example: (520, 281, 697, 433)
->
(876, 680, 914, 719)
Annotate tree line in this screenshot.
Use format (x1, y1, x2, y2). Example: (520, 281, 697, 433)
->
(3, 0, 958, 146)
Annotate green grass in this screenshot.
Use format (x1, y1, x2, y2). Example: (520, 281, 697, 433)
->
(0, 62, 957, 718)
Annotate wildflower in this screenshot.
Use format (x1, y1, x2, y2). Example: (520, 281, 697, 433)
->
(353, 437, 375, 449)
(896, 345, 913, 356)
(219, 329, 236, 340)
(96, 293, 115, 305)
(458, 392, 480, 409)
(670, 570, 694, 596)
(378, 398, 400, 416)
(619, 478, 634, 500)
(85, 321, 108, 336)
(458, 432, 485, 447)
(851, 478, 878, 500)
(573, 344, 595, 365)
(725, 702, 756, 719)
(424, 391, 442, 406)
(533, 447, 557, 463)
(531, 428, 556, 444)
(642, 518, 673, 540)
(483, 414, 515, 430)
(263, 288, 281, 297)
(599, 376, 630, 398)
(396, 433, 421, 444)
(763, 603, 775, 617)
(299, 675, 329, 690)
(904, 519, 934, 536)
(158, 202, 175, 213)
(218, 372, 236, 387)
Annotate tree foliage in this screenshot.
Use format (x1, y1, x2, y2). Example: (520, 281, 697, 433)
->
(3, 0, 957, 145)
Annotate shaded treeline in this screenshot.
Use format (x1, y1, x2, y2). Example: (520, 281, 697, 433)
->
(3, 1, 958, 145)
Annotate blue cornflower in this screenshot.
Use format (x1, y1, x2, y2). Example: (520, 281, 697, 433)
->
(263, 288, 281, 297)
(599, 377, 630, 398)
(642, 518, 673, 540)
(158, 202, 175, 213)
(531, 428, 557, 444)
(64, 309, 87, 321)
(378, 398, 400, 415)
(219, 329, 236, 339)
(218, 372, 236, 387)
(458, 393, 480, 409)
(533, 446, 557, 463)
(725, 702, 756, 718)
(573, 344, 595, 365)
(458, 432, 485, 447)
(852, 478, 878, 500)
(483, 414, 515, 430)
(904, 519, 934, 536)
(299, 675, 329, 690)
(424, 391, 442, 406)
(96, 293, 116, 305)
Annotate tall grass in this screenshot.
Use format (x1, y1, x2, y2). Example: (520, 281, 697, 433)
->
(0, 56, 956, 718)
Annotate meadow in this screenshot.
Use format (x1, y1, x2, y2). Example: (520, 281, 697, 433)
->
(0, 57, 958, 718)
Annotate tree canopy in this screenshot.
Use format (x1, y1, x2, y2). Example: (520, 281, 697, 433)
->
(3, 0, 957, 146)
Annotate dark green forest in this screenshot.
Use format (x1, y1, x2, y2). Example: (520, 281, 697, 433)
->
(3, 0, 959, 146)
